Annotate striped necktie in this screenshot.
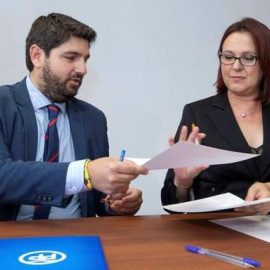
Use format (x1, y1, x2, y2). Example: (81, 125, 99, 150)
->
(43, 104, 60, 162)
(33, 104, 60, 220)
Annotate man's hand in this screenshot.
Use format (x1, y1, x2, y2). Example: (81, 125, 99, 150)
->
(88, 157, 148, 195)
(110, 188, 143, 216)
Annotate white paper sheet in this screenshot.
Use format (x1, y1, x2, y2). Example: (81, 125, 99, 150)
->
(125, 158, 150, 166)
(163, 193, 270, 213)
(133, 141, 258, 170)
(211, 215, 270, 243)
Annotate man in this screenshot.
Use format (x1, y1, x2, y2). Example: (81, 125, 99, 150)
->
(0, 13, 148, 221)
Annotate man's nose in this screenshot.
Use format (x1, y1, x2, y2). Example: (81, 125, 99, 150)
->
(75, 59, 87, 75)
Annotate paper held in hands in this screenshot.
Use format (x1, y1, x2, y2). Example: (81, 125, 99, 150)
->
(127, 141, 259, 170)
(163, 192, 270, 213)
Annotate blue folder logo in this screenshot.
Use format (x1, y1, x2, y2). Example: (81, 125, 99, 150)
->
(18, 250, 67, 265)
(0, 236, 108, 269)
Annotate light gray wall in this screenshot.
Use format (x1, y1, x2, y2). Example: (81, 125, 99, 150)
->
(1, 0, 269, 215)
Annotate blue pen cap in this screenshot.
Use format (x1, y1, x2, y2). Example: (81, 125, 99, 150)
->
(243, 257, 261, 267)
(185, 245, 200, 253)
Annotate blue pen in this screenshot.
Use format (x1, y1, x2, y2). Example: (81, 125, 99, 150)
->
(119, 149, 126, 162)
(185, 245, 260, 268)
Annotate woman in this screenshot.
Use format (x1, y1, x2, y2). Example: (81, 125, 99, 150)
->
(161, 17, 270, 215)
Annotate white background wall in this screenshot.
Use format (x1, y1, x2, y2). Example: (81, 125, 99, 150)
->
(1, 0, 269, 215)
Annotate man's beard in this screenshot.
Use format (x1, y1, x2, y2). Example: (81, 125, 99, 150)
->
(40, 63, 83, 103)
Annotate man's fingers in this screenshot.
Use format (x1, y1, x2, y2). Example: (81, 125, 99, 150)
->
(117, 160, 148, 175)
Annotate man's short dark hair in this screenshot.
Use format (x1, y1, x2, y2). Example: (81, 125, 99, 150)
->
(26, 13, 97, 71)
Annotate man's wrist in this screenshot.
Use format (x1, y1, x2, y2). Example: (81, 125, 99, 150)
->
(84, 159, 93, 190)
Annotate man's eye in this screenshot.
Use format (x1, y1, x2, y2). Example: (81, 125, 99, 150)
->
(65, 56, 75, 61)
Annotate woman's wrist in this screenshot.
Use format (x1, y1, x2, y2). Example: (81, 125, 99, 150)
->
(265, 182, 270, 189)
(174, 177, 193, 202)
(174, 177, 193, 189)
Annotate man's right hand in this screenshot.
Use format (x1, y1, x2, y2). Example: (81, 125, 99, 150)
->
(87, 157, 148, 194)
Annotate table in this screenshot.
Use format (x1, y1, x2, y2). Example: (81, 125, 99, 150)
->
(0, 213, 269, 269)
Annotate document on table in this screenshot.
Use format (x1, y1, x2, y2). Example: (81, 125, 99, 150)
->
(211, 215, 270, 243)
(127, 141, 258, 170)
(163, 192, 270, 213)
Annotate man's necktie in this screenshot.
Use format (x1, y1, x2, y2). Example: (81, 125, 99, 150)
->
(33, 104, 60, 220)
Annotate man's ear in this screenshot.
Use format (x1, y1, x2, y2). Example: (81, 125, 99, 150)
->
(29, 44, 45, 69)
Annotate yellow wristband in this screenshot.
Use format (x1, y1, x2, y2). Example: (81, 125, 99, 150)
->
(84, 159, 93, 190)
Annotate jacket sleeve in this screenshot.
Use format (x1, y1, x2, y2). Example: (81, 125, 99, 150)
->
(0, 101, 69, 207)
(0, 157, 69, 207)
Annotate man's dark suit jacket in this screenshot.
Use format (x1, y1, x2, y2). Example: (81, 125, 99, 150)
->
(0, 78, 109, 221)
(162, 91, 270, 207)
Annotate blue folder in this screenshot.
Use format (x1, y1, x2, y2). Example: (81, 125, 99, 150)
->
(0, 235, 108, 269)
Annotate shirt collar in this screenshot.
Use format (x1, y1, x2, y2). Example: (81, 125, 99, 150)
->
(26, 75, 66, 113)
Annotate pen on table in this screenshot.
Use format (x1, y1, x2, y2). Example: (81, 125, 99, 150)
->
(185, 245, 260, 268)
(191, 123, 199, 145)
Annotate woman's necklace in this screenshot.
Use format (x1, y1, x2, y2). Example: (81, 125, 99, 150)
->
(232, 106, 249, 118)
(228, 92, 261, 119)
(232, 101, 260, 119)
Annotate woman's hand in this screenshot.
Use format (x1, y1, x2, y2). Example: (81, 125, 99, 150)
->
(172, 125, 208, 189)
(235, 182, 270, 215)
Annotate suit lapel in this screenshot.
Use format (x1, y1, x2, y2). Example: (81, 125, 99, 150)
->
(207, 93, 250, 152)
(207, 92, 257, 178)
(14, 78, 38, 161)
(67, 100, 87, 160)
